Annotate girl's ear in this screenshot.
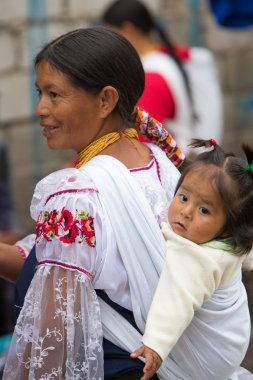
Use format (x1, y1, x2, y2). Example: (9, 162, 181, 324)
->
(99, 86, 119, 118)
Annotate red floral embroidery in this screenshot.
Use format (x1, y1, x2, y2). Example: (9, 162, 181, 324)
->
(80, 215, 96, 247)
(36, 208, 96, 247)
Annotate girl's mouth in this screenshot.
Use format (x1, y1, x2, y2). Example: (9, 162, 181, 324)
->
(172, 221, 186, 231)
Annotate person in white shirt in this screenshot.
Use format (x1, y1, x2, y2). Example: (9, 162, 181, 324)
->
(131, 138, 253, 380)
(1, 26, 183, 380)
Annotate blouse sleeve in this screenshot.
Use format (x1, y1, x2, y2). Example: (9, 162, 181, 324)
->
(142, 223, 243, 361)
(3, 169, 105, 379)
(15, 234, 36, 259)
(4, 262, 104, 379)
(30, 168, 109, 278)
(31, 167, 131, 309)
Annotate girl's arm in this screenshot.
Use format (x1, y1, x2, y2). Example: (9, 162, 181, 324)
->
(0, 242, 25, 282)
(0, 233, 36, 282)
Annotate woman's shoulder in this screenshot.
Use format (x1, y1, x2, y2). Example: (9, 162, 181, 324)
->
(31, 168, 98, 219)
(35, 167, 96, 194)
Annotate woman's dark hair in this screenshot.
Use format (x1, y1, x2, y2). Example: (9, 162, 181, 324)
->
(102, 0, 196, 121)
(35, 27, 145, 124)
(176, 139, 253, 255)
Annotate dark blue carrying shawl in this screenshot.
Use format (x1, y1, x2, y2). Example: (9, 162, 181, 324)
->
(15, 245, 144, 378)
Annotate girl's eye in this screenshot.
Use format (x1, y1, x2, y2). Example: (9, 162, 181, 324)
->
(200, 207, 209, 215)
(179, 193, 188, 202)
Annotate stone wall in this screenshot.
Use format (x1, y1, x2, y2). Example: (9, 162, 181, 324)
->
(0, 0, 253, 372)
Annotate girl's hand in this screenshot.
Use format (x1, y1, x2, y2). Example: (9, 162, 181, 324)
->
(130, 345, 162, 380)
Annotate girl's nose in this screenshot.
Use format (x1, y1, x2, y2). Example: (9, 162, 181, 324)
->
(180, 205, 193, 220)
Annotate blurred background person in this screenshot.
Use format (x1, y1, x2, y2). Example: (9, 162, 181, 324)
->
(101, 0, 224, 156)
(0, 137, 19, 245)
(0, 135, 20, 377)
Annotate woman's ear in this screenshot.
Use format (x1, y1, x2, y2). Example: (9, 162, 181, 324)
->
(99, 86, 119, 118)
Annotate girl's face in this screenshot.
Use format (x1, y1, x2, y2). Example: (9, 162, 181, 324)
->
(168, 170, 226, 244)
(35, 61, 101, 153)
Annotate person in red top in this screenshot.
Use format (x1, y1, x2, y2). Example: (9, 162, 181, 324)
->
(102, 0, 195, 147)
(71, 0, 190, 168)
(138, 44, 191, 128)
(102, 0, 224, 154)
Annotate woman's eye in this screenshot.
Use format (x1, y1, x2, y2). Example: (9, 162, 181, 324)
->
(179, 194, 188, 202)
(200, 207, 209, 215)
(50, 91, 59, 99)
(35, 88, 41, 97)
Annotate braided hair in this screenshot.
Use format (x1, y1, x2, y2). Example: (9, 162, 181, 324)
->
(176, 139, 253, 255)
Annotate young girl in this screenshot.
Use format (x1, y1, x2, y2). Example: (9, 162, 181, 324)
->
(131, 138, 253, 380)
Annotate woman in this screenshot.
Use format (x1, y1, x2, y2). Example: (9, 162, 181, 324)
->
(102, 0, 224, 155)
(1, 27, 181, 379)
(0, 27, 251, 380)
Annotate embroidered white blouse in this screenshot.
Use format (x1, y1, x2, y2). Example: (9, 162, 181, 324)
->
(5, 145, 180, 380)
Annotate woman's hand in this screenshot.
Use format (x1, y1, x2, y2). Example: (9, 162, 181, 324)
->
(130, 344, 162, 380)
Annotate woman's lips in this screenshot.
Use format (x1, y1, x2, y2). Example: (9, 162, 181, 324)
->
(42, 125, 59, 137)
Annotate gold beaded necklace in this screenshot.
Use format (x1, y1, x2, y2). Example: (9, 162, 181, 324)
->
(75, 128, 138, 168)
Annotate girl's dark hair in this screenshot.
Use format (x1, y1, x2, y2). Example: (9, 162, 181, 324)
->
(35, 27, 145, 124)
(102, 0, 196, 121)
(177, 139, 253, 255)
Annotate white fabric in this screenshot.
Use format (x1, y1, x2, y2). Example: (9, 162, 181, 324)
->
(4, 144, 179, 379)
(83, 155, 167, 332)
(4, 266, 103, 380)
(143, 225, 251, 379)
(143, 224, 248, 360)
(186, 48, 224, 147)
(7, 142, 251, 379)
(142, 48, 224, 155)
(83, 157, 252, 380)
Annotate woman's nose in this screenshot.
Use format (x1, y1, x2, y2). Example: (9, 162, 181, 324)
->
(35, 96, 50, 117)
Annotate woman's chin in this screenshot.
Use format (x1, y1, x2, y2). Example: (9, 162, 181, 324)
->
(46, 140, 66, 150)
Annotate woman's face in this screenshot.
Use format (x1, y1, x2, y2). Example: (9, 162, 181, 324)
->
(35, 61, 101, 152)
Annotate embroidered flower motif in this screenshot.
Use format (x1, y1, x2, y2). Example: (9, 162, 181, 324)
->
(58, 208, 79, 244)
(36, 208, 96, 247)
(30, 356, 45, 369)
(80, 211, 96, 247)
